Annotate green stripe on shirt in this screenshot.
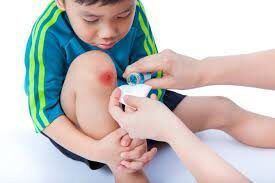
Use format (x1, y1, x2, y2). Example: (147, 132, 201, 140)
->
(37, 8, 63, 127)
(28, 2, 61, 132)
(29, 1, 55, 132)
(137, 1, 163, 99)
(32, 1, 55, 41)
(137, 12, 158, 54)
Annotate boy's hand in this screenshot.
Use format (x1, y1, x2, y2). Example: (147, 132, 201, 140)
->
(96, 128, 157, 173)
(96, 128, 132, 167)
(119, 139, 157, 173)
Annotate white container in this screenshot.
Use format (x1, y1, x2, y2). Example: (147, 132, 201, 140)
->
(118, 84, 152, 107)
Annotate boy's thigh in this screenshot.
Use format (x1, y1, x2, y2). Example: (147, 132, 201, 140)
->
(60, 51, 119, 138)
(60, 77, 77, 125)
(173, 96, 235, 132)
(46, 51, 120, 170)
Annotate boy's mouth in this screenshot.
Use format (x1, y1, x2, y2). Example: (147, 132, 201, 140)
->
(98, 42, 116, 49)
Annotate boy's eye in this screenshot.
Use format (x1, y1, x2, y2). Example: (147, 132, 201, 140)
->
(117, 11, 131, 19)
(84, 18, 99, 24)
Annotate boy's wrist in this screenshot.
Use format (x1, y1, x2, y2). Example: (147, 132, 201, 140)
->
(89, 140, 114, 165)
(87, 140, 104, 162)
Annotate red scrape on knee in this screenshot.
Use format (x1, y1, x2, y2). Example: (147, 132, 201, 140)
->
(98, 71, 115, 86)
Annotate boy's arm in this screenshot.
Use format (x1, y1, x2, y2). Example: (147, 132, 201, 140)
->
(25, 29, 146, 168)
(43, 115, 99, 160)
(25, 30, 100, 159)
(43, 115, 134, 166)
(200, 49, 275, 90)
(24, 30, 104, 161)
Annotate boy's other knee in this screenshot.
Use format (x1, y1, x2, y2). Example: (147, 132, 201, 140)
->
(69, 50, 117, 88)
(207, 96, 242, 129)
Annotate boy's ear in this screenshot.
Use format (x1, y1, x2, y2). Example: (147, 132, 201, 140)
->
(55, 0, 66, 11)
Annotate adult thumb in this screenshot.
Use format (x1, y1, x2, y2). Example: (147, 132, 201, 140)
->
(123, 95, 146, 109)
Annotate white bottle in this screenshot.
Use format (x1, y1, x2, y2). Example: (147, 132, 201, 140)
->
(126, 72, 152, 85)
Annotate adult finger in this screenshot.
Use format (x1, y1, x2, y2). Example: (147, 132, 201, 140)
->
(109, 88, 127, 124)
(145, 77, 174, 89)
(123, 95, 147, 109)
(150, 94, 158, 100)
(123, 55, 163, 78)
(125, 105, 136, 113)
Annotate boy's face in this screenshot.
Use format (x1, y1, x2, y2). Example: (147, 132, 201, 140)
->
(57, 0, 136, 49)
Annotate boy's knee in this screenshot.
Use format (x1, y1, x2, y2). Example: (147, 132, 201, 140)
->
(212, 96, 236, 108)
(208, 96, 241, 129)
(69, 50, 117, 87)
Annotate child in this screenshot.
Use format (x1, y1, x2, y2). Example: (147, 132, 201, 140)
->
(24, 0, 184, 182)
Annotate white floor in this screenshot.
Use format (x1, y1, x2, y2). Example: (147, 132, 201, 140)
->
(2, 128, 275, 183)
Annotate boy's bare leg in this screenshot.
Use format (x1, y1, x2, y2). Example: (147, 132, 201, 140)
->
(173, 95, 275, 148)
(60, 51, 149, 183)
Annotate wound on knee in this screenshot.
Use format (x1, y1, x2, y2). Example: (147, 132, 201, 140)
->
(98, 71, 115, 86)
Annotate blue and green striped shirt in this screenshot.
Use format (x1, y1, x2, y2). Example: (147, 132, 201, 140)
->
(24, 0, 165, 133)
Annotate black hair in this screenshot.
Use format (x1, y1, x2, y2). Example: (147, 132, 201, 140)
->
(74, 0, 121, 6)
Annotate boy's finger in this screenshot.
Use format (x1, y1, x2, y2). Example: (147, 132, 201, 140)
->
(137, 147, 157, 164)
(120, 160, 144, 171)
(113, 128, 128, 138)
(121, 143, 146, 160)
(129, 138, 145, 148)
(117, 165, 136, 174)
(121, 134, 132, 147)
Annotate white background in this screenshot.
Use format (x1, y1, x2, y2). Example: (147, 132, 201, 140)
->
(1, 0, 275, 182)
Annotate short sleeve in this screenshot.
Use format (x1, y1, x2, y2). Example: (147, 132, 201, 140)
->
(25, 29, 66, 133)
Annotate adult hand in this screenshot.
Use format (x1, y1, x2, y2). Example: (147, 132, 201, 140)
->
(109, 88, 182, 142)
(123, 49, 202, 90)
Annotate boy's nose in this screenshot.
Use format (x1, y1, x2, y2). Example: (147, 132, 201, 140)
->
(98, 25, 118, 40)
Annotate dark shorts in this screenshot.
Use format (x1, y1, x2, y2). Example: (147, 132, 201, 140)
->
(42, 90, 186, 170)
